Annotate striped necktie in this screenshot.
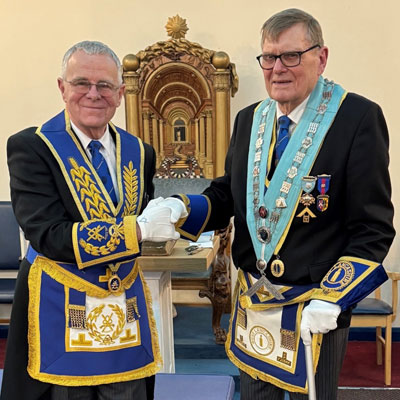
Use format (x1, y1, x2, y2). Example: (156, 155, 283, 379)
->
(275, 115, 291, 165)
(88, 140, 117, 204)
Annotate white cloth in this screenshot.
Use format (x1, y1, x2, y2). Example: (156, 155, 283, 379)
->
(300, 300, 341, 345)
(144, 197, 188, 223)
(137, 206, 180, 242)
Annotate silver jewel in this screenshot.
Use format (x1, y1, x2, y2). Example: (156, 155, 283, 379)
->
(253, 166, 260, 177)
(280, 181, 292, 194)
(276, 197, 287, 208)
(302, 137, 313, 149)
(270, 211, 280, 223)
(257, 226, 271, 243)
(308, 122, 319, 134)
(254, 151, 262, 162)
(287, 166, 298, 179)
(256, 137, 263, 148)
(294, 151, 306, 164)
(243, 274, 285, 300)
(256, 258, 267, 271)
(317, 104, 327, 114)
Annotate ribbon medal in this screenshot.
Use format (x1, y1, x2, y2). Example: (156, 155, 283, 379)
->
(297, 176, 317, 223)
(317, 174, 331, 212)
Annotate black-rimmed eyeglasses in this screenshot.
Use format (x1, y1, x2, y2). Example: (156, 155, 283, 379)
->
(64, 79, 120, 97)
(256, 44, 320, 70)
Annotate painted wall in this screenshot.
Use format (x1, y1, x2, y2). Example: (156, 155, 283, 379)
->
(1, 0, 399, 322)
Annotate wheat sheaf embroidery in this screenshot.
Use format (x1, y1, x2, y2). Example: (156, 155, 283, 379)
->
(122, 161, 139, 217)
(69, 157, 111, 219)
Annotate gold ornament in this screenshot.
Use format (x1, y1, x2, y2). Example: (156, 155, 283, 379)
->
(165, 15, 189, 39)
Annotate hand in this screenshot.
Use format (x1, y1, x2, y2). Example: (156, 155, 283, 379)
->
(300, 300, 341, 345)
(150, 197, 188, 223)
(137, 206, 180, 242)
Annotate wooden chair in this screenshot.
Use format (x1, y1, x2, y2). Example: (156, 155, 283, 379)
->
(0, 201, 21, 324)
(350, 271, 399, 385)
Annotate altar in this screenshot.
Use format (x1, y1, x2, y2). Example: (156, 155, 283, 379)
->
(138, 236, 220, 373)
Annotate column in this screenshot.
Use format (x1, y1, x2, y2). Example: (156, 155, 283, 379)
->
(122, 54, 141, 138)
(151, 114, 159, 155)
(193, 118, 199, 160)
(142, 112, 151, 144)
(159, 119, 165, 159)
(199, 113, 206, 167)
(213, 71, 230, 177)
(204, 110, 214, 178)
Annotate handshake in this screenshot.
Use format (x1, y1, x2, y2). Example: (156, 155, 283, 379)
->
(136, 197, 188, 242)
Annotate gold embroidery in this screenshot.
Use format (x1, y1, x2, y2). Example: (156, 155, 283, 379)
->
(69, 305, 86, 329)
(79, 221, 124, 256)
(69, 157, 112, 219)
(86, 225, 107, 241)
(280, 328, 296, 351)
(122, 161, 139, 217)
(86, 304, 125, 346)
(277, 351, 292, 366)
(120, 328, 137, 343)
(126, 297, 140, 323)
(71, 333, 93, 346)
(237, 308, 247, 329)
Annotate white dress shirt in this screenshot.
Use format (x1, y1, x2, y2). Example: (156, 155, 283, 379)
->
(70, 121, 119, 202)
(276, 95, 310, 136)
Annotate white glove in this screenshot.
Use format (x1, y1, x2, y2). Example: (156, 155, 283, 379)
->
(300, 300, 341, 345)
(151, 197, 188, 223)
(137, 206, 180, 242)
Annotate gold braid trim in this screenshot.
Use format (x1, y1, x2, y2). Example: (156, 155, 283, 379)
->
(69, 157, 112, 220)
(122, 161, 139, 217)
(27, 263, 42, 378)
(139, 268, 163, 370)
(27, 260, 160, 386)
(225, 281, 322, 394)
(32, 256, 139, 298)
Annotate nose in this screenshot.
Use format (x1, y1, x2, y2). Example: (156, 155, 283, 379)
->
(273, 57, 287, 73)
(86, 83, 101, 99)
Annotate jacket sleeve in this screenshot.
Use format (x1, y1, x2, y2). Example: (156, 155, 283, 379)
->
(7, 129, 155, 268)
(342, 100, 395, 262)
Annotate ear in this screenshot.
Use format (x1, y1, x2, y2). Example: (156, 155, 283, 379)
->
(318, 46, 329, 75)
(116, 84, 125, 107)
(57, 78, 67, 102)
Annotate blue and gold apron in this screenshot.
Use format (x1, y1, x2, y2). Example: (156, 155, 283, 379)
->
(26, 110, 161, 385)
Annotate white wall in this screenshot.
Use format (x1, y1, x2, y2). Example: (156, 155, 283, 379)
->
(1, 0, 399, 322)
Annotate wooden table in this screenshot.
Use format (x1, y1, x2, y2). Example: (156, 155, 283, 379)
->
(137, 237, 220, 373)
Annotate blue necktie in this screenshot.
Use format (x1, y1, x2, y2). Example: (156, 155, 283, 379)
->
(275, 115, 291, 165)
(88, 140, 117, 204)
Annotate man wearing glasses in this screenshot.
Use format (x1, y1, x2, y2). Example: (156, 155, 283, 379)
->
(156, 8, 395, 399)
(2, 41, 181, 400)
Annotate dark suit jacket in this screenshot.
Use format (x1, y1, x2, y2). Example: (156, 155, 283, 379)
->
(1, 124, 155, 400)
(203, 92, 395, 289)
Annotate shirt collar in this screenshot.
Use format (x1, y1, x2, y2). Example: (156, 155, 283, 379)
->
(70, 121, 112, 153)
(276, 95, 310, 125)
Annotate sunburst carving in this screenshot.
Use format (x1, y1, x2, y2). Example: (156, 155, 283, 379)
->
(165, 15, 189, 39)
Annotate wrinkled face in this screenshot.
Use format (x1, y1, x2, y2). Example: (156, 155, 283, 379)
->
(262, 23, 328, 113)
(58, 50, 124, 138)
